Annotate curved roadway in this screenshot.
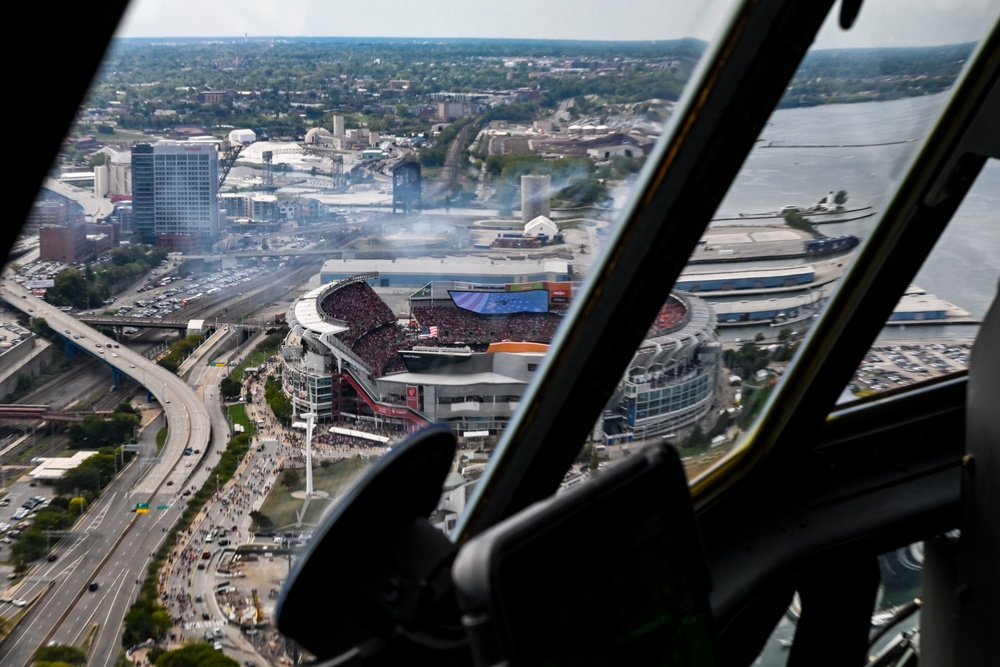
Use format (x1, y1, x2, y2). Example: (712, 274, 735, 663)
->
(0, 272, 212, 666)
(1, 277, 211, 481)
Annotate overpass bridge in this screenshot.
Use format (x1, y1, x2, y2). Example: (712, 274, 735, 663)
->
(0, 404, 113, 422)
(77, 316, 193, 330)
(75, 316, 262, 333)
(0, 276, 213, 495)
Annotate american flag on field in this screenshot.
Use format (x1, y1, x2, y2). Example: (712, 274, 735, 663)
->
(418, 325, 439, 338)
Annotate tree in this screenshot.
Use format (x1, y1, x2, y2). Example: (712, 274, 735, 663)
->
(33, 644, 87, 665)
(28, 506, 71, 533)
(280, 469, 301, 489)
(783, 210, 817, 236)
(55, 466, 100, 495)
(11, 529, 48, 565)
(220, 376, 242, 399)
(67, 411, 138, 450)
(29, 317, 55, 340)
(68, 497, 89, 515)
(123, 599, 172, 647)
(687, 424, 708, 448)
(249, 510, 272, 530)
(154, 643, 239, 667)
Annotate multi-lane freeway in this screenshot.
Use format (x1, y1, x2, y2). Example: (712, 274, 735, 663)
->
(0, 275, 213, 666)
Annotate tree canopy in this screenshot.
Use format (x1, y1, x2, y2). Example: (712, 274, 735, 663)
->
(153, 643, 239, 667)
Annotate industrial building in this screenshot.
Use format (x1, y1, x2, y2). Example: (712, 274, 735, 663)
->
(676, 266, 815, 292)
(319, 257, 571, 287)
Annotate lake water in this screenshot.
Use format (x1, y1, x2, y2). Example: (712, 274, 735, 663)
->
(708, 94, 997, 666)
(697, 92, 998, 341)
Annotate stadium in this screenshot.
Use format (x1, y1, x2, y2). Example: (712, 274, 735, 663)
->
(281, 273, 719, 442)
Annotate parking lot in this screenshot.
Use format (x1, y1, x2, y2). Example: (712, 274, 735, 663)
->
(852, 340, 972, 393)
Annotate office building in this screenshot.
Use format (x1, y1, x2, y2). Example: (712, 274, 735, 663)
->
(131, 141, 220, 251)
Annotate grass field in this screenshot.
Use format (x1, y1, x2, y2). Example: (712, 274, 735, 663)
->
(227, 403, 255, 437)
(256, 457, 371, 531)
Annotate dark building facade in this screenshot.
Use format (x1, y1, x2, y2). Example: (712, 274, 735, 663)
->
(392, 162, 421, 214)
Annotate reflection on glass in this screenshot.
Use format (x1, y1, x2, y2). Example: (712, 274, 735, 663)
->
(841, 159, 999, 403)
(652, 1, 997, 481)
(1, 0, 741, 662)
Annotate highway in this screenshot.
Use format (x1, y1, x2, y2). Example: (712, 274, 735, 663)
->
(0, 415, 189, 667)
(0, 273, 213, 666)
(1, 277, 211, 494)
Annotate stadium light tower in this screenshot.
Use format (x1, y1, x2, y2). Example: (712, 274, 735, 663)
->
(302, 411, 317, 497)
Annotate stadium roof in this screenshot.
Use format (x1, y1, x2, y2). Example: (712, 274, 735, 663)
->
(709, 296, 816, 315)
(293, 285, 350, 335)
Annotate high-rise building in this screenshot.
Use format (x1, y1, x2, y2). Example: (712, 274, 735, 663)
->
(131, 142, 220, 250)
(521, 174, 551, 224)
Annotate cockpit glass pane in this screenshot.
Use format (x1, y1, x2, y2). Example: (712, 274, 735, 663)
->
(668, 1, 997, 481)
(840, 159, 999, 404)
(1, 0, 741, 660)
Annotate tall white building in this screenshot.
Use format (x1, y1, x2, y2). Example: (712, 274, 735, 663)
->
(521, 175, 551, 224)
(131, 141, 220, 251)
(331, 115, 345, 137)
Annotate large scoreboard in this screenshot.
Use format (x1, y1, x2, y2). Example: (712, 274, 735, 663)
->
(448, 280, 572, 313)
(449, 289, 550, 315)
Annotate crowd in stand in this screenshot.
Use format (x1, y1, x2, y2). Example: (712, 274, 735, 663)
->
(409, 305, 563, 349)
(647, 297, 688, 337)
(319, 283, 590, 376)
(320, 281, 396, 346)
(320, 281, 406, 375)
(350, 323, 407, 375)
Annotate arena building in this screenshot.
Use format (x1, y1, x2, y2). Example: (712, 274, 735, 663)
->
(281, 273, 718, 442)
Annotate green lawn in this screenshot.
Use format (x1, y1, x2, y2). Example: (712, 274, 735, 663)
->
(256, 457, 371, 531)
(226, 403, 255, 437)
(236, 338, 282, 376)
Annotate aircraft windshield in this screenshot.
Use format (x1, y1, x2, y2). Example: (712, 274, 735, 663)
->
(1, 1, 997, 666)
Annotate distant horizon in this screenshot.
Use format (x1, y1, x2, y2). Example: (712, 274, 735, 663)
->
(111, 34, 711, 47)
(110, 34, 978, 54)
(116, 0, 996, 49)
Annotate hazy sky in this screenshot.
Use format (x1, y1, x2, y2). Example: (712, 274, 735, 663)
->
(117, 0, 995, 48)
